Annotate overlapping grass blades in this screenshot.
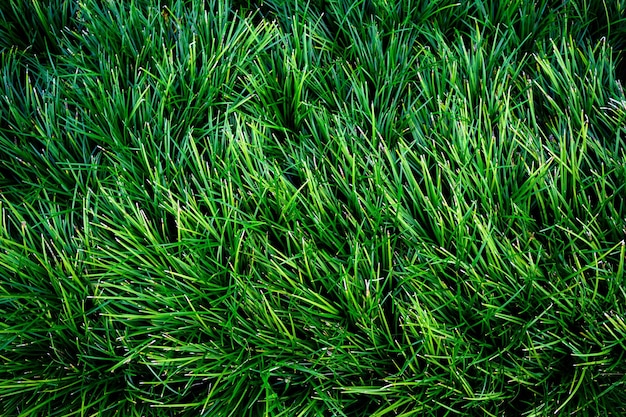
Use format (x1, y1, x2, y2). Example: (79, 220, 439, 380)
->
(1, 0, 626, 415)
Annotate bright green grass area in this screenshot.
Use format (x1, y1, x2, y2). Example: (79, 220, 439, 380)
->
(1, 0, 626, 415)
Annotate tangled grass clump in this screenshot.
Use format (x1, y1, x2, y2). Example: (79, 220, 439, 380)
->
(1, 0, 626, 415)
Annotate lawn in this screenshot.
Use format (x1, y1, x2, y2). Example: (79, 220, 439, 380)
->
(1, 0, 626, 415)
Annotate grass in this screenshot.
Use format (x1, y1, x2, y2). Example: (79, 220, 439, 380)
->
(1, 0, 626, 415)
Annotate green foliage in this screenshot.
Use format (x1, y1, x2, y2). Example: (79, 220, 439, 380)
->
(1, 0, 626, 415)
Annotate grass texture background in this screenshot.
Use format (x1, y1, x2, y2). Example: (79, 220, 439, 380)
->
(1, 0, 626, 415)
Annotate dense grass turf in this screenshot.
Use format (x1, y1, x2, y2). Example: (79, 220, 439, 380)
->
(1, 0, 626, 415)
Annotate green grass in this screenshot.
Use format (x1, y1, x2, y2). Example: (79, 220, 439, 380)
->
(1, 0, 626, 415)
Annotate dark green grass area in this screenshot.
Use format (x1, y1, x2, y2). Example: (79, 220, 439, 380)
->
(2, 0, 626, 415)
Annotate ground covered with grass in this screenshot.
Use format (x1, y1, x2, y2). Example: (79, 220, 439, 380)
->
(1, 0, 626, 415)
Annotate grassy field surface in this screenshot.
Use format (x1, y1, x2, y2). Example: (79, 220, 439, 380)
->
(1, 0, 626, 415)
